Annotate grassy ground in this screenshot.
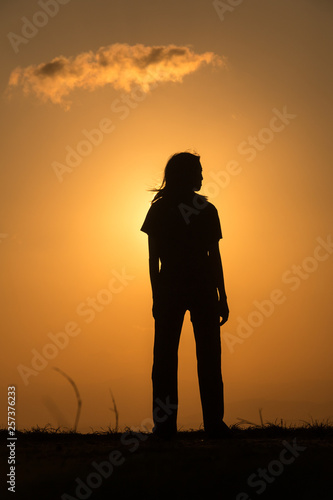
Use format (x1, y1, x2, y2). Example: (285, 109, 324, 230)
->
(1, 422, 332, 500)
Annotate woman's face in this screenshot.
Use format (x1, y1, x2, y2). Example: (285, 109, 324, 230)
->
(193, 163, 203, 191)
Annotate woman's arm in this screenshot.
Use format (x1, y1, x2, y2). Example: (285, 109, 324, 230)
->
(148, 235, 160, 299)
(209, 241, 229, 325)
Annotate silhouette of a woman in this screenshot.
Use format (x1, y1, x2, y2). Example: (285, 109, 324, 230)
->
(141, 152, 229, 438)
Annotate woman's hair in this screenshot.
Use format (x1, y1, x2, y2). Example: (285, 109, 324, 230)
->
(151, 152, 202, 203)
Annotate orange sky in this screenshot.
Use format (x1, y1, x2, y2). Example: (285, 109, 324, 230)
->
(1, 0, 333, 432)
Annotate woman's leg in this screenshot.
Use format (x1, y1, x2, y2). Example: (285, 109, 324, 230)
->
(190, 288, 224, 434)
(152, 291, 186, 437)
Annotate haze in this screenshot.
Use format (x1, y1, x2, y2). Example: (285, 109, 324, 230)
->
(1, 0, 332, 432)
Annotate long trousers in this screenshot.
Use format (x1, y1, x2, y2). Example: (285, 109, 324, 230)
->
(152, 280, 224, 436)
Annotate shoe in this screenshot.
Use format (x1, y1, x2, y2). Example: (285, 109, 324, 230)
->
(150, 425, 177, 441)
(205, 421, 233, 439)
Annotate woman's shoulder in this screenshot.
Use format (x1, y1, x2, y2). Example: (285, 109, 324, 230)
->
(145, 198, 170, 220)
(150, 194, 218, 216)
(149, 197, 166, 212)
(194, 195, 218, 213)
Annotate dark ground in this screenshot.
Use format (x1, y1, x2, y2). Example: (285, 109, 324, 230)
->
(1, 425, 332, 500)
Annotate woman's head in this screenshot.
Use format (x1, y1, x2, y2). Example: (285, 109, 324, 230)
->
(152, 152, 203, 202)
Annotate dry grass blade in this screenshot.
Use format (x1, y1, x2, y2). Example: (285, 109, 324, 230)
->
(259, 408, 264, 427)
(236, 408, 265, 428)
(53, 367, 82, 432)
(109, 389, 119, 432)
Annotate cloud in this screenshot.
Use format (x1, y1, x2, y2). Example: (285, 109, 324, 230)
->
(7, 43, 225, 109)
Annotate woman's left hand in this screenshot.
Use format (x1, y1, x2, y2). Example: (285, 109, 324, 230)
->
(219, 298, 229, 326)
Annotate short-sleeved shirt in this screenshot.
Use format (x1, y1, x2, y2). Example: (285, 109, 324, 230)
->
(141, 194, 222, 285)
